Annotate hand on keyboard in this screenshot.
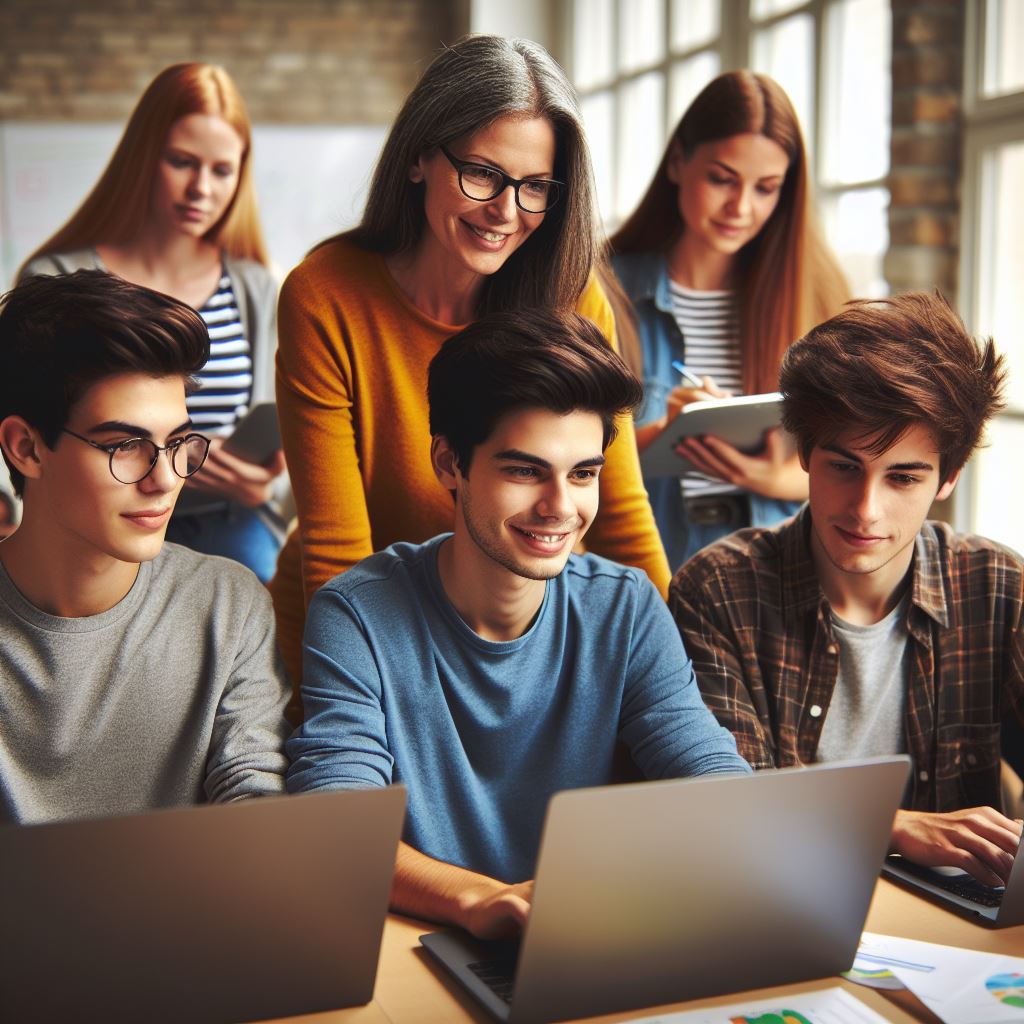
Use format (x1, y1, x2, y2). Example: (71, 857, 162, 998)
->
(890, 806, 1023, 887)
(459, 879, 534, 940)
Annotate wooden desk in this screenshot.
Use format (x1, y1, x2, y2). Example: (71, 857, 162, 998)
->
(269, 878, 1023, 1023)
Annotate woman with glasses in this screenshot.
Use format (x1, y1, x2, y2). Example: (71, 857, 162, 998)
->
(18, 63, 285, 581)
(271, 34, 669, 701)
(609, 71, 850, 570)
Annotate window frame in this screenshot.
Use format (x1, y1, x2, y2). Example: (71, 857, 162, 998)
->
(954, 0, 1024, 535)
(565, 0, 891, 255)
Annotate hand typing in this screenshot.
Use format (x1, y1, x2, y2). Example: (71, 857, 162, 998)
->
(457, 879, 535, 940)
(891, 806, 1023, 887)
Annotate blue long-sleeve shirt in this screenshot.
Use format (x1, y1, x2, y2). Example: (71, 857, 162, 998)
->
(286, 535, 749, 882)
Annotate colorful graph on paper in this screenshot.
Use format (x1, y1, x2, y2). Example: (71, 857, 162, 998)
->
(987, 973, 1024, 1010)
(729, 1012, 813, 1024)
(628, 986, 892, 1023)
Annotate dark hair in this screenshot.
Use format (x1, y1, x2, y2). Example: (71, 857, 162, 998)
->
(0, 269, 210, 495)
(428, 308, 643, 474)
(326, 34, 600, 317)
(780, 291, 1006, 482)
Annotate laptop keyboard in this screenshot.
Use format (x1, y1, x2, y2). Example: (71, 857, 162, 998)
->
(468, 957, 518, 1004)
(895, 858, 1005, 908)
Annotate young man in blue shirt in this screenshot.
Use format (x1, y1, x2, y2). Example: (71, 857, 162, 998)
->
(287, 308, 748, 938)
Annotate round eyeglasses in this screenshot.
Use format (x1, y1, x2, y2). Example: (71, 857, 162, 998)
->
(440, 145, 563, 214)
(61, 429, 211, 485)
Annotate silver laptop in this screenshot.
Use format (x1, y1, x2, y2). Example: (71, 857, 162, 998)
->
(421, 757, 910, 1024)
(882, 839, 1024, 927)
(0, 787, 406, 1023)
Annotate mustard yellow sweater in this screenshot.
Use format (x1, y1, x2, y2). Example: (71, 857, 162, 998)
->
(270, 237, 670, 707)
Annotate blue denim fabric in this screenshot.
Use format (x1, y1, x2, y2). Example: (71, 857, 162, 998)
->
(166, 504, 282, 583)
(612, 251, 800, 570)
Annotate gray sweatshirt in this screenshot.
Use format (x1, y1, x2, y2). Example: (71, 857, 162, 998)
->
(0, 543, 290, 823)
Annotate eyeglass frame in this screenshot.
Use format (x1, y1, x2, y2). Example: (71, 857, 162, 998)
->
(60, 428, 211, 484)
(439, 145, 564, 213)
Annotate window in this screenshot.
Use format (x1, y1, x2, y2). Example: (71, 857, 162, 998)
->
(568, 0, 891, 298)
(957, 0, 1024, 551)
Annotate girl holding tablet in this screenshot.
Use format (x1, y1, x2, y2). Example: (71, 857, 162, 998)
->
(611, 71, 849, 569)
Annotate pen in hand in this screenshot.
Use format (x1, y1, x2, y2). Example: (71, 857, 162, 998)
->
(671, 360, 705, 389)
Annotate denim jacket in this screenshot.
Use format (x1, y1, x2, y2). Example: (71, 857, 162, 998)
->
(612, 251, 800, 570)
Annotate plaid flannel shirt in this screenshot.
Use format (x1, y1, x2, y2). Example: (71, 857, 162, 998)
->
(670, 506, 1024, 812)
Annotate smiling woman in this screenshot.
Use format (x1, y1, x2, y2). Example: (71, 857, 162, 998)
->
(398, 113, 558, 321)
(17, 63, 285, 582)
(270, 34, 670, 712)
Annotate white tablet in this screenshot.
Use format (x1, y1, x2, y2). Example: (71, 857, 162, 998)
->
(639, 392, 789, 479)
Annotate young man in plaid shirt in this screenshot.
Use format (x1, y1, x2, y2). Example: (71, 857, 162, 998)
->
(671, 291, 1023, 887)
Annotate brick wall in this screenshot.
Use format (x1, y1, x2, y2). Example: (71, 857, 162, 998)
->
(884, 0, 965, 300)
(0, 0, 465, 124)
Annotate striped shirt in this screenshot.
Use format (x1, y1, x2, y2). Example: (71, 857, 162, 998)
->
(668, 281, 742, 500)
(190, 271, 253, 434)
(669, 506, 1024, 814)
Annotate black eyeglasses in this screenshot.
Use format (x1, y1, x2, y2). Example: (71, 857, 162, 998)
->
(62, 429, 211, 485)
(440, 145, 563, 214)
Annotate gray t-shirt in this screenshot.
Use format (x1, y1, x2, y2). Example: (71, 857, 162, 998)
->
(816, 595, 910, 763)
(0, 543, 290, 823)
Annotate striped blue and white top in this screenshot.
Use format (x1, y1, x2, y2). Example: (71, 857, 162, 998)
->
(668, 281, 742, 499)
(189, 270, 253, 435)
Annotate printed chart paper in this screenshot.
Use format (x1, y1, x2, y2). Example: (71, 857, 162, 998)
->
(623, 986, 891, 1023)
(843, 956, 906, 991)
(856, 932, 1024, 1024)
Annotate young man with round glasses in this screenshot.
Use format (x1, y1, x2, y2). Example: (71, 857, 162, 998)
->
(0, 270, 290, 824)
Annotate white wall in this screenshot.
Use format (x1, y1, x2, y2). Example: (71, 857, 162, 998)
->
(469, 0, 556, 50)
(0, 122, 387, 287)
(0, 120, 388, 504)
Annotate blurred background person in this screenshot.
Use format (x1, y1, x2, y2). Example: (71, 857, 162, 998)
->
(19, 62, 286, 581)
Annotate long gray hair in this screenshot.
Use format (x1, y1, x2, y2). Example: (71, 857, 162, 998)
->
(339, 34, 599, 316)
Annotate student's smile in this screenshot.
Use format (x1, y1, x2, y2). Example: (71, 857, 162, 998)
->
(669, 132, 789, 260)
(121, 506, 174, 530)
(445, 407, 604, 583)
(711, 220, 749, 238)
(507, 520, 581, 556)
